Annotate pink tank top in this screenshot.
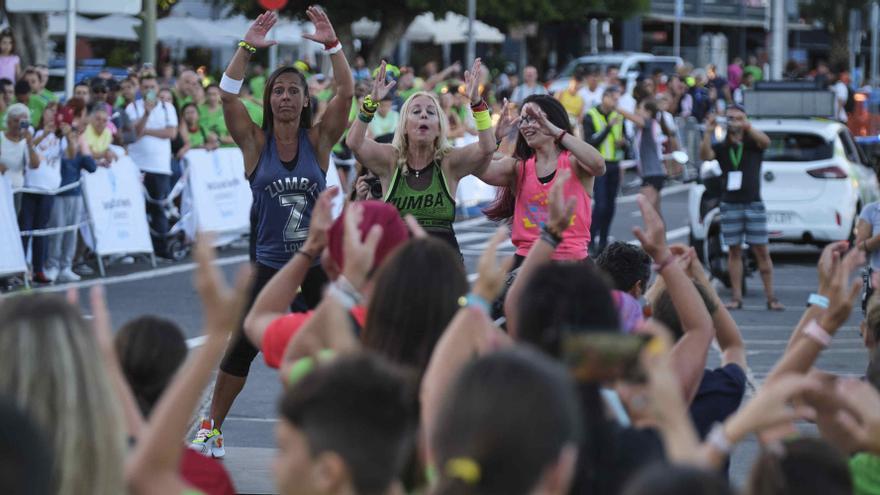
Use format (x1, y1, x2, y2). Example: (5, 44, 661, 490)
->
(511, 151, 592, 260)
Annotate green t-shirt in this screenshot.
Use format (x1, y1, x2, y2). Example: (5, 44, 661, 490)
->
(198, 104, 228, 139)
(242, 99, 264, 127)
(250, 75, 266, 100)
(851, 453, 880, 495)
(184, 124, 208, 148)
(39, 88, 57, 103)
(369, 110, 399, 138)
(398, 87, 419, 103)
(173, 89, 193, 112)
(744, 65, 763, 82)
(26, 96, 46, 127)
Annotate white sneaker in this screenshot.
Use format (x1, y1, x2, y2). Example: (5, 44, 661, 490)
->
(189, 419, 225, 458)
(43, 267, 59, 282)
(56, 268, 81, 283)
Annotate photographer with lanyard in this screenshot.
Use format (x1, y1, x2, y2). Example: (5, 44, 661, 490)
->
(700, 105, 780, 311)
(190, 8, 354, 458)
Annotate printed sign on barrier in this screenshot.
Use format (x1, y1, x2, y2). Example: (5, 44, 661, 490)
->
(81, 155, 154, 257)
(0, 175, 27, 277)
(185, 148, 253, 236)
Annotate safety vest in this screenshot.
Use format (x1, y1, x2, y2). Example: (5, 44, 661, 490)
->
(587, 107, 623, 161)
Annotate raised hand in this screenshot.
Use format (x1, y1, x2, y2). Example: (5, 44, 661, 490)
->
(632, 194, 669, 261)
(524, 103, 562, 138)
(819, 247, 864, 331)
(473, 226, 514, 302)
(302, 6, 338, 46)
(494, 98, 519, 143)
(243, 11, 278, 49)
(303, 186, 339, 253)
(835, 378, 880, 455)
(464, 58, 483, 105)
(342, 203, 383, 291)
(193, 234, 253, 339)
(816, 240, 849, 295)
(705, 113, 717, 131)
(370, 60, 397, 101)
(546, 168, 576, 236)
(724, 373, 820, 443)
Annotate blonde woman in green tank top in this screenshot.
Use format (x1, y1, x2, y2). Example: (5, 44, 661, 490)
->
(346, 59, 499, 252)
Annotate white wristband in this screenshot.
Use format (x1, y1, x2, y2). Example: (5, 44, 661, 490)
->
(324, 42, 343, 55)
(707, 422, 732, 455)
(219, 73, 243, 95)
(807, 293, 829, 309)
(804, 319, 833, 348)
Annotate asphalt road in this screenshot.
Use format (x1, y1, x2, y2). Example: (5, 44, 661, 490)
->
(13, 177, 871, 494)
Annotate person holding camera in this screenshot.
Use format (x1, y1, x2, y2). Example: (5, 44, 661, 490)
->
(125, 70, 179, 258)
(0, 102, 40, 213)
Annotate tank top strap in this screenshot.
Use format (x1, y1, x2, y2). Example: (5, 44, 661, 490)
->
(383, 165, 402, 201)
(432, 160, 453, 200)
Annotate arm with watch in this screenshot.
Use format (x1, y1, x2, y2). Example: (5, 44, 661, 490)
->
(242, 187, 339, 350)
(278, 201, 383, 377)
(503, 169, 576, 337)
(522, 103, 605, 177)
(633, 194, 715, 404)
(421, 226, 513, 465)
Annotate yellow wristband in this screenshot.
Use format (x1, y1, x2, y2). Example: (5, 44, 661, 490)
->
(473, 109, 492, 132)
(237, 40, 257, 54)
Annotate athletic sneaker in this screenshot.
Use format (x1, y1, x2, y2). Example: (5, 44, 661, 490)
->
(56, 268, 81, 283)
(190, 419, 225, 458)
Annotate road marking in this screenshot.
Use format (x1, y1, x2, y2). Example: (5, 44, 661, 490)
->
(616, 183, 690, 204)
(20, 254, 250, 294)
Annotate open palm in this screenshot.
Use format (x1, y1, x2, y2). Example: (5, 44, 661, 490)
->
(243, 11, 278, 49)
(302, 6, 337, 46)
(464, 58, 483, 104)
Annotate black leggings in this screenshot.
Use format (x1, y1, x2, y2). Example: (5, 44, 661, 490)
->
(219, 261, 328, 377)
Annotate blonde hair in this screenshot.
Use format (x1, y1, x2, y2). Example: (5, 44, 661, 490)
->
(391, 91, 453, 171)
(0, 294, 126, 495)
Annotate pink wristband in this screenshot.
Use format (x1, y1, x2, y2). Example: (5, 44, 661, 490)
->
(804, 319, 832, 348)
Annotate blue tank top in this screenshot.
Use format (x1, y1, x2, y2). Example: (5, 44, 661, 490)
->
(250, 129, 326, 269)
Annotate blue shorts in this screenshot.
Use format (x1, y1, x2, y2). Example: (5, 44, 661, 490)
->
(720, 201, 768, 246)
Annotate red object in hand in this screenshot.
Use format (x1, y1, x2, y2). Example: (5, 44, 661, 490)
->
(258, 0, 288, 10)
(56, 105, 75, 127)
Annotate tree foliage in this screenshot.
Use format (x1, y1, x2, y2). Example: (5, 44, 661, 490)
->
(799, 0, 871, 67)
(215, 0, 648, 66)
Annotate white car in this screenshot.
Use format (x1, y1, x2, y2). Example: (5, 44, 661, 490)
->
(548, 52, 683, 94)
(689, 118, 880, 250)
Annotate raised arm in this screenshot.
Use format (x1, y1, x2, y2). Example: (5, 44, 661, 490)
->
(524, 103, 605, 177)
(745, 119, 770, 150)
(422, 61, 460, 92)
(699, 114, 717, 161)
(421, 228, 512, 463)
(505, 170, 576, 336)
(446, 59, 497, 179)
(345, 61, 396, 179)
(220, 12, 276, 176)
(244, 188, 338, 349)
(303, 6, 354, 163)
(126, 237, 252, 495)
(616, 105, 646, 129)
(476, 102, 519, 187)
(634, 196, 714, 403)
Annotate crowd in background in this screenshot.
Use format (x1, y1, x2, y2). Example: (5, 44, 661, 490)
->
(1, 7, 880, 495)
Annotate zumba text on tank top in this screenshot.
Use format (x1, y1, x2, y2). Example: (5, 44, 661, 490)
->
(385, 161, 456, 232)
(250, 129, 326, 269)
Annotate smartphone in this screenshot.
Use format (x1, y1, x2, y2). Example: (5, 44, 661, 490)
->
(561, 332, 652, 383)
(145, 90, 157, 102)
(19, 120, 29, 130)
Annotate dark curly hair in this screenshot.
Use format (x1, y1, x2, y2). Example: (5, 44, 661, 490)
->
(594, 241, 652, 294)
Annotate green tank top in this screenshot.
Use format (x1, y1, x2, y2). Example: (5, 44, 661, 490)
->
(384, 161, 455, 232)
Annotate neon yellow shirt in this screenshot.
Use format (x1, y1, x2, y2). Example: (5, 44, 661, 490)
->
(83, 124, 112, 154)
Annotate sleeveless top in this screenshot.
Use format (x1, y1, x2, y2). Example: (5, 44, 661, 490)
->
(511, 151, 591, 260)
(250, 129, 326, 269)
(384, 161, 459, 251)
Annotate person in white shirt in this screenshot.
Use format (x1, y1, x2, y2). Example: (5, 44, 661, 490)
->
(21, 103, 62, 284)
(0, 103, 40, 213)
(832, 73, 850, 123)
(511, 66, 549, 106)
(578, 66, 604, 114)
(367, 95, 399, 142)
(125, 71, 178, 257)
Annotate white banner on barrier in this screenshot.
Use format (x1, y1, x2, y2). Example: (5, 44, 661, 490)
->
(185, 148, 253, 236)
(0, 175, 27, 276)
(81, 156, 154, 257)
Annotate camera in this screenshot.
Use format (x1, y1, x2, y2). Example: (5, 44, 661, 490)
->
(364, 177, 383, 199)
(19, 120, 29, 130)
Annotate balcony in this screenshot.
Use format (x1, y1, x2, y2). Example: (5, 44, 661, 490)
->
(649, 0, 768, 27)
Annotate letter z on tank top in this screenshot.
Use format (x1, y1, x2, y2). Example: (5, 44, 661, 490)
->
(250, 129, 326, 269)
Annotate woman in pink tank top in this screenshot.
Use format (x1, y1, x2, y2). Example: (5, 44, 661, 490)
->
(481, 95, 606, 263)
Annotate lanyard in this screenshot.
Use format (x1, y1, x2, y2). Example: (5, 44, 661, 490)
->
(729, 143, 744, 170)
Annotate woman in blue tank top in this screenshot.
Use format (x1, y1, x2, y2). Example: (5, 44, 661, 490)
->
(190, 9, 354, 457)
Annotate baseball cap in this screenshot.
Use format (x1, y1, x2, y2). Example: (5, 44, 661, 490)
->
(327, 201, 409, 273)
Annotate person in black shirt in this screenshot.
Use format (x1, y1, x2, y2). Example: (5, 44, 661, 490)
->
(699, 104, 782, 311)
